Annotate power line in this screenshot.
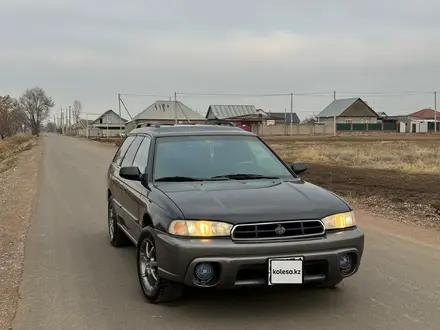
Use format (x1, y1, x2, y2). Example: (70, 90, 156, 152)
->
(176, 92, 334, 97)
(336, 91, 433, 97)
(118, 93, 172, 98)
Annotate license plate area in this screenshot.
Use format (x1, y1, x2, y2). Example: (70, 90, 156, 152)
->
(268, 257, 304, 285)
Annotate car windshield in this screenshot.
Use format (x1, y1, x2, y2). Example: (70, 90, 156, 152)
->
(153, 135, 295, 181)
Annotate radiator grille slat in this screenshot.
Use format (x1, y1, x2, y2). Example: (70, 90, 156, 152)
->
(231, 220, 325, 241)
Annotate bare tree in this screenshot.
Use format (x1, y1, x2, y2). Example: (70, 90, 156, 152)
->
(18, 87, 55, 136)
(72, 100, 82, 123)
(301, 115, 317, 124)
(45, 121, 57, 132)
(0, 95, 25, 139)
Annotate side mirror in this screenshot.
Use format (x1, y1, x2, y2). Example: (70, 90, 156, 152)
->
(291, 162, 307, 175)
(120, 166, 142, 181)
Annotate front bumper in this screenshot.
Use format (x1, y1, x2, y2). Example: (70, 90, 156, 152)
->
(153, 227, 364, 289)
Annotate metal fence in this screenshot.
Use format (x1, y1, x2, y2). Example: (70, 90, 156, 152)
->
(336, 122, 398, 132)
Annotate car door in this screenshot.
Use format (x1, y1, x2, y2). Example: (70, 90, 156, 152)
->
(108, 135, 136, 227)
(123, 135, 152, 240)
(119, 135, 145, 238)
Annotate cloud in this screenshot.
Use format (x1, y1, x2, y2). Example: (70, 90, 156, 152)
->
(0, 0, 439, 117)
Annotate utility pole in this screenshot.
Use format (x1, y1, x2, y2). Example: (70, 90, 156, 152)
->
(53, 114, 56, 133)
(86, 113, 89, 139)
(333, 91, 336, 100)
(435, 91, 437, 133)
(290, 93, 293, 136)
(118, 93, 122, 136)
(68, 105, 72, 136)
(106, 114, 109, 138)
(61, 108, 64, 135)
(174, 92, 178, 124)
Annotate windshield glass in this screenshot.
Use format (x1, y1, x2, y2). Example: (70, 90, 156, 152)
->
(153, 135, 295, 181)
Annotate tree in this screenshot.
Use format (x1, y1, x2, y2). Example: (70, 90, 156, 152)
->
(45, 121, 57, 132)
(18, 87, 55, 136)
(0, 95, 25, 139)
(301, 115, 317, 124)
(72, 100, 82, 123)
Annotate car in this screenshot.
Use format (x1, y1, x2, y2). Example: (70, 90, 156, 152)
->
(106, 123, 364, 304)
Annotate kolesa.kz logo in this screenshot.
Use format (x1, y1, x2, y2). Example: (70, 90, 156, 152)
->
(272, 269, 301, 275)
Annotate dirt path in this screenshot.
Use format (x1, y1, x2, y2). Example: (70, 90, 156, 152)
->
(0, 139, 43, 330)
(301, 164, 440, 230)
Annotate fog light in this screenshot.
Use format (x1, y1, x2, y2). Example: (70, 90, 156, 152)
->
(339, 254, 352, 269)
(194, 263, 214, 282)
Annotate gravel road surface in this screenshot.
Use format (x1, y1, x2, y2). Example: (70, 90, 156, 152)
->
(12, 135, 440, 330)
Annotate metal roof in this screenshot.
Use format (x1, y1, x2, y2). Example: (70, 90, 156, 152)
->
(207, 105, 257, 119)
(316, 98, 359, 118)
(408, 108, 440, 119)
(92, 109, 127, 125)
(132, 101, 205, 121)
(268, 112, 300, 123)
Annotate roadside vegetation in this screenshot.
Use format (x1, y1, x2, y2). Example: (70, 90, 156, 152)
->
(270, 138, 440, 174)
(0, 87, 53, 329)
(0, 134, 37, 173)
(266, 135, 440, 230)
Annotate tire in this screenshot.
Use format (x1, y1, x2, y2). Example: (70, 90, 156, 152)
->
(136, 228, 184, 304)
(108, 196, 130, 247)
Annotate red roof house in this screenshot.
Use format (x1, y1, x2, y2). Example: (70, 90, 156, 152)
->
(408, 109, 440, 120)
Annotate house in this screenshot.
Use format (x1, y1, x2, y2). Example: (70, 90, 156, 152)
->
(316, 98, 379, 124)
(91, 109, 127, 137)
(206, 105, 263, 133)
(266, 111, 300, 124)
(125, 100, 206, 133)
(70, 119, 94, 136)
(389, 108, 440, 133)
(377, 112, 388, 119)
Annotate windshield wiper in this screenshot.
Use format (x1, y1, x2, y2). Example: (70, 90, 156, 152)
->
(155, 176, 205, 182)
(211, 173, 279, 180)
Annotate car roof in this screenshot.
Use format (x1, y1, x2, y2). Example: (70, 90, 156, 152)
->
(129, 124, 255, 137)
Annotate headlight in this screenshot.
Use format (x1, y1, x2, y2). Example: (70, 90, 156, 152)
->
(321, 211, 356, 230)
(168, 220, 233, 237)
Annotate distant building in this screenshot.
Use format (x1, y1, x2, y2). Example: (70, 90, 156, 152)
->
(266, 111, 300, 124)
(125, 100, 206, 133)
(71, 119, 94, 136)
(316, 98, 379, 124)
(388, 108, 440, 133)
(206, 105, 263, 133)
(91, 109, 127, 137)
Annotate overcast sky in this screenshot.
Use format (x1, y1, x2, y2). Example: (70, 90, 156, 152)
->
(1, 0, 439, 120)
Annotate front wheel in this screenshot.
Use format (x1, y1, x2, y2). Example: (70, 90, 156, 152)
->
(137, 229, 184, 303)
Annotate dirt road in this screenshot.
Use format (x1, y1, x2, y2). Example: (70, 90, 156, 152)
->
(12, 135, 440, 330)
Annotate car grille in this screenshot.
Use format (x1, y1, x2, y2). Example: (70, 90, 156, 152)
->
(231, 220, 325, 241)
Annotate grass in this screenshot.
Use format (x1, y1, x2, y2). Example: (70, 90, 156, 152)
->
(0, 134, 36, 172)
(90, 132, 440, 174)
(267, 139, 440, 174)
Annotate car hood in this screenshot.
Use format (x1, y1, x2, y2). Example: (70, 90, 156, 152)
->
(156, 179, 350, 224)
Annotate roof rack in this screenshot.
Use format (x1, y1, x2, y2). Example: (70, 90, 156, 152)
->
(135, 120, 236, 129)
(135, 123, 177, 129)
(205, 119, 235, 126)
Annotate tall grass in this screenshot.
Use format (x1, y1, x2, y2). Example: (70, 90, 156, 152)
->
(268, 140, 440, 174)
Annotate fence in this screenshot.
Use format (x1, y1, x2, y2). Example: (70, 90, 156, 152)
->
(259, 123, 334, 136)
(336, 122, 397, 132)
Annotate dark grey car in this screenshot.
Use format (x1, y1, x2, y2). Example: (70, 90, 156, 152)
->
(106, 124, 364, 304)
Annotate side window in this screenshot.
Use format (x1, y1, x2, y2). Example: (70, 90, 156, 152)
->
(121, 136, 144, 167)
(113, 136, 135, 166)
(133, 136, 152, 174)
